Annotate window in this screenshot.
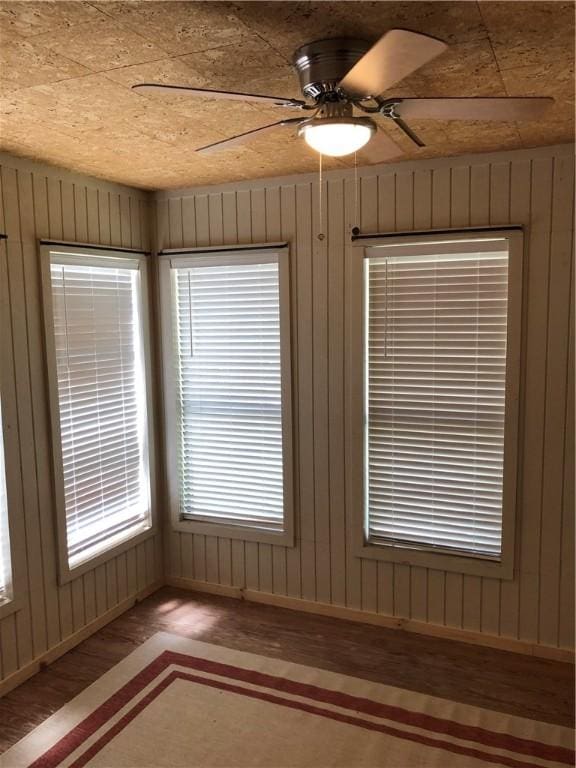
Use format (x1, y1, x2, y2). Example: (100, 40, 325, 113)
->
(353, 231, 522, 577)
(0, 401, 13, 605)
(160, 247, 293, 545)
(42, 247, 153, 577)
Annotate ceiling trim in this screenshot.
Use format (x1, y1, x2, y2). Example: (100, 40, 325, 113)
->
(154, 142, 575, 200)
(0, 143, 573, 203)
(0, 151, 153, 200)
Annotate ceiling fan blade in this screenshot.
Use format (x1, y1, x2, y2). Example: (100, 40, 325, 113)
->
(196, 118, 304, 155)
(358, 127, 404, 164)
(339, 30, 447, 99)
(132, 83, 305, 107)
(392, 97, 554, 121)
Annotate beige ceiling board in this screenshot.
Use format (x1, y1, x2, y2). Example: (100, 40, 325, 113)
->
(477, 1, 575, 70)
(30, 15, 170, 72)
(92, 0, 258, 56)
(0, 1, 102, 38)
(0, 1, 573, 190)
(441, 120, 520, 158)
(175, 41, 298, 98)
(230, 1, 489, 56)
(0, 33, 89, 94)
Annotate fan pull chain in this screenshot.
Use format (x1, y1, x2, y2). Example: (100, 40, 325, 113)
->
(317, 152, 325, 241)
(354, 151, 359, 227)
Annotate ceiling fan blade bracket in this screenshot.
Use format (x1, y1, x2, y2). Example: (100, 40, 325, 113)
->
(377, 99, 403, 119)
(352, 99, 381, 114)
(277, 99, 310, 109)
(195, 118, 305, 155)
(392, 116, 425, 148)
(374, 99, 424, 147)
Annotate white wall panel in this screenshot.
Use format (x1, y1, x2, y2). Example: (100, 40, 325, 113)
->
(0, 154, 162, 684)
(0, 143, 572, 684)
(156, 144, 575, 653)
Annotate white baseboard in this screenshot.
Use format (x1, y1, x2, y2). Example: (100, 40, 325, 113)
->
(0, 581, 163, 698)
(166, 576, 575, 664)
(2, 574, 572, 699)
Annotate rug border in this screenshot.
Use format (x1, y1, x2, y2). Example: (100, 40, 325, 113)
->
(2, 632, 573, 768)
(34, 659, 573, 768)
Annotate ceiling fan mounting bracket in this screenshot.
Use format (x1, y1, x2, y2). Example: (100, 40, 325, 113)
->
(293, 38, 372, 100)
(297, 101, 375, 132)
(318, 101, 354, 119)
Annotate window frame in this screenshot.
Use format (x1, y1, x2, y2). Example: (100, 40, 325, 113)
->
(159, 244, 295, 547)
(0, 235, 27, 618)
(347, 229, 523, 579)
(40, 244, 157, 585)
(0, 400, 14, 613)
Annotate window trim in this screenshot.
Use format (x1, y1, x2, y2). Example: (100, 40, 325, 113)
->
(40, 244, 157, 585)
(0, 236, 26, 619)
(0, 401, 14, 613)
(159, 244, 295, 547)
(347, 229, 523, 579)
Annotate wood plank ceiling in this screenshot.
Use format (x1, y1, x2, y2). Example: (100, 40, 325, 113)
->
(0, 1, 573, 190)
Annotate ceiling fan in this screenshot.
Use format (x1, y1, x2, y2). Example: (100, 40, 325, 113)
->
(132, 30, 553, 161)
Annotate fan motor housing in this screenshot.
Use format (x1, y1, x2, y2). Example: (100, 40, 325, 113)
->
(293, 38, 372, 100)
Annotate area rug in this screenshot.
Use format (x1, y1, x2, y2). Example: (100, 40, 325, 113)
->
(1, 632, 573, 768)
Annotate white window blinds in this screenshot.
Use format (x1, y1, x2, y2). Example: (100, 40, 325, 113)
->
(365, 239, 510, 559)
(49, 254, 151, 569)
(170, 255, 287, 533)
(0, 402, 12, 604)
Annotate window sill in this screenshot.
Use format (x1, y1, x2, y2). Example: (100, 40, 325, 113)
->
(356, 539, 514, 580)
(58, 524, 156, 585)
(173, 517, 295, 547)
(0, 594, 23, 621)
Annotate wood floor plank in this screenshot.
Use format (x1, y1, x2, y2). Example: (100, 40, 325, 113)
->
(0, 586, 573, 754)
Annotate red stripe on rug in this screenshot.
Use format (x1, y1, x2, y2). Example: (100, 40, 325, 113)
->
(68, 673, 178, 768)
(161, 651, 574, 766)
(29, 649, 574, 768)
(29, 655, 170, 768)
(66, 670, 546, 768)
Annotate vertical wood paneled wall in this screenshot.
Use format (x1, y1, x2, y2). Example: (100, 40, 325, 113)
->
(155, 143, 575, 653)
(0, 153, 162, 685)
(0, 142, 572, 687)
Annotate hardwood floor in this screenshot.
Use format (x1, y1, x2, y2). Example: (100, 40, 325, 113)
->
(0, 586, 574, 753)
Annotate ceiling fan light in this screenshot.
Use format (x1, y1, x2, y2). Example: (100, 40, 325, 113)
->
(299, 118, 375, 157)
